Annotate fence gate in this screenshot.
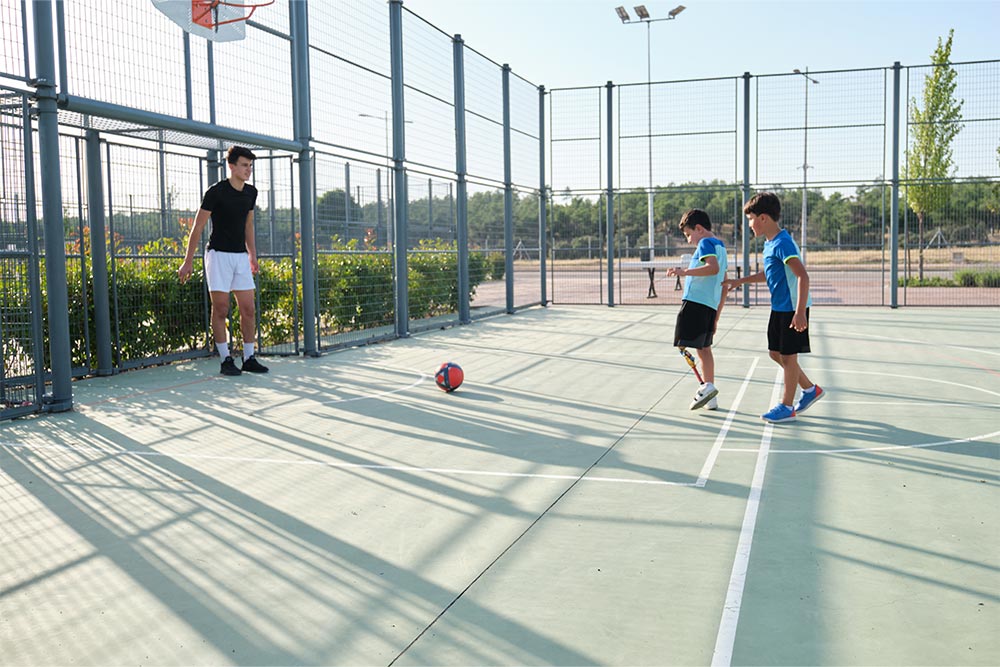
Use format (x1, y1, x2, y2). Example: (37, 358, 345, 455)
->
(0, 93, 46, 418)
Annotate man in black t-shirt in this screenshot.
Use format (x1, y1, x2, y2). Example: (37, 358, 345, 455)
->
(178, 145, 269, 376)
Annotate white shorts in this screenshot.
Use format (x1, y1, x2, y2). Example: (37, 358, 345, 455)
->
(204, 249, 255, 293)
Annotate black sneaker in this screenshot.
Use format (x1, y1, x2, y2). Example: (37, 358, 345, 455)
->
(220, 356, 242, 376)
(241, 355, 269, 373)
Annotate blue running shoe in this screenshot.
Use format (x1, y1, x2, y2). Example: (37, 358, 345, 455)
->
(794, 385, 825, 414)
(761, 404, 796, 423)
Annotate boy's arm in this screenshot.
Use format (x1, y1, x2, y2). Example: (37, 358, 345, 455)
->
(722, 270, 765, 291)
(786, 257, 810, 331)
(667, 255, 718, 278)
(177, 208, 211, 284)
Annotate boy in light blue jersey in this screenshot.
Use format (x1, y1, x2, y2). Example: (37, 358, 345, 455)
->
(666, 209, 728, 410)
(724, 192, 824, 423)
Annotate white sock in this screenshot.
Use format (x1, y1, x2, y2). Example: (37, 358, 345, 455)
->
(217, 342, 230, 359)
(802, 385, 816, 394)
(243, 343, 255, 360)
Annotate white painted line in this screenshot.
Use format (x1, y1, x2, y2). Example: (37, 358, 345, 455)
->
(0, 441, 694, 487)
(711, 368, 783, 667)
(696, 357, 759, 487)
(722, 429, 1000, 454)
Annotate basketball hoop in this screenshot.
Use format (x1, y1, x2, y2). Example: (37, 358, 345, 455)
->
(152, 0, 274, 42)
(192, 0, 275, 29)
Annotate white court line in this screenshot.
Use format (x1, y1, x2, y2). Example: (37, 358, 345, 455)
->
(711, 367, 783, 667)
(695, 357, 759, 487)
(722, 429, 1000, 455)
(0, 441, 694, 487)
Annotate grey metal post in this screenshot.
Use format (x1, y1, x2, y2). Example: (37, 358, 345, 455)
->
(32, 0, 72, 411)
(538, 84, 547, 306)
(390, 0, 409, 336)
(159, 131, 168, 238)
(55, 0, 67, 94)
(453, 34, 470, 323)
(502, 64, 514, 313)
(890, 61, 901, 308)
(268, 150, 276, 253)
(344, 162, 351, 240)
(606, 81, 615, 307)
(22, 97, 46, 400)
(377, 168, 384, 246)
(85, 130, 113, 376)
(427, 177, 433, 235)
(742, 72, 751, 308)
(290, 0, 318, 353)
(183, 33, 193, 119)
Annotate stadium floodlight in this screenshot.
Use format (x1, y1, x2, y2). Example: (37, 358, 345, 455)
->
(615, 6, 630, 22)
(668, 5, 686, 17)
(634, 5, 650, 19)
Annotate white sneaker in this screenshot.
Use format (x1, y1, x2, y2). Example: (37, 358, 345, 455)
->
(690, 382, 719, 410)
(705, 396, 719, 411)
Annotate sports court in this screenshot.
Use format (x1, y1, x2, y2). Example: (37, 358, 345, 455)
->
(2, 305, 997, 666)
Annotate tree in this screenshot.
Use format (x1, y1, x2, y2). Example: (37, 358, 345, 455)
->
(904, 29, 964, 279)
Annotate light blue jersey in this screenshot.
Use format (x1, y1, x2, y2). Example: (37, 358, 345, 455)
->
(682, 237, 727, 309)
(763, 229, 812, 311)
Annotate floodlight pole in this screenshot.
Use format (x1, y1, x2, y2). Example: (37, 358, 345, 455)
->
(794, 67, 819, 261)
(617, 6, 684, 261)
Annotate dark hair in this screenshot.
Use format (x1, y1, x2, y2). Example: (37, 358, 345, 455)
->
(227, 145, 256, 164)
(743, 192, 781, 221)
(679, 208, 711, 231)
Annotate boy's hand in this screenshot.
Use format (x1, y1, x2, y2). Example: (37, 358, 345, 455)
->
(790, 312, 808, 332)
(666, 267, 684, 277)
(178, 260, 193, 284)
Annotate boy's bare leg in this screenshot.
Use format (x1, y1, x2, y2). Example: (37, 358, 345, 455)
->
(777, 353, 813, 406)
(697, 346, 715, 385)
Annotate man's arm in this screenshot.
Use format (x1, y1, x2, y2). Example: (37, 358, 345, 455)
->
(177, 208, 211, 284)
(244, 210, 258, 274)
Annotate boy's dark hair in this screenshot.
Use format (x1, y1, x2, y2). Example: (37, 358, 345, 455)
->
(679, 208, 711, 231)
(227, 145, 256, 164)
(743, 192, 781, 221)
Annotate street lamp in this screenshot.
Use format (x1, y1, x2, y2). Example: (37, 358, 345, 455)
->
(793, 68, 819, 261)
(616, 4, 685, 261)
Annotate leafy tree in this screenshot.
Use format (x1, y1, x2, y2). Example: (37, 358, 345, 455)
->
(904, 29, 964, 279)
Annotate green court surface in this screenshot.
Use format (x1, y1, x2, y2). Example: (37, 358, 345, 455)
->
(1, 306, 997, 666)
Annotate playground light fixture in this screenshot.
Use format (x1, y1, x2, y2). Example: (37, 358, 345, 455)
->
(615, 6, 630, 22)
(634, 5, 650, 19)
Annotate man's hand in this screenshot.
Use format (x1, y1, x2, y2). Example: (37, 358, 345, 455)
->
(178, 259, 193, 284)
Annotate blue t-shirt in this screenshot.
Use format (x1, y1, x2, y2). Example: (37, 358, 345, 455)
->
(682, 237, 727, 309)
(763, 229, 811, 312)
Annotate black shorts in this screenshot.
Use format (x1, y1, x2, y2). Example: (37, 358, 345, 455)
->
(768, 309, 811, 355)
(674, 300, 716, 349)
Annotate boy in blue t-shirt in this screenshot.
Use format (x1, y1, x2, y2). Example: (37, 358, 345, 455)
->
(666, 209, 728, 410)
(723, 192, 824, 423)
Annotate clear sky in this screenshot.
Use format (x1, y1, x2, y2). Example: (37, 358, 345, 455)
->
(403, 0, 1000, 88)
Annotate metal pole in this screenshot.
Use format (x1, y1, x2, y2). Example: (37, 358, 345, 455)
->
(453, 34, 470, 323)
(890, 61, 901, 308)
(389, 0, 409, 335)
(742, 72, 751, 308)
(32, 0, 72, 410)
(606, 81, 615, 307)
(502, 64, 514, 313)
(290, 0, 318, 354)
(646, 21, 654, 260)
(86, 130, 113, 376)
(538, 84, 547, 306)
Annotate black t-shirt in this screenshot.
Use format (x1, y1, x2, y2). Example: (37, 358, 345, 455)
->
(201, 179, 258, 253)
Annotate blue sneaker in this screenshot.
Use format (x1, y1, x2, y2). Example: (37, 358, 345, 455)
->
(794, 385, 825, 414)
(761, 404, 796, 423)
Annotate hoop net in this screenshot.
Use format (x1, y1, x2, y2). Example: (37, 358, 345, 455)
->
(152, 0, 275, 42)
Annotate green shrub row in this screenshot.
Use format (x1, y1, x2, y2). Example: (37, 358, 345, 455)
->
(897, 270, 1000, 288)
(43, 243, 500, 368)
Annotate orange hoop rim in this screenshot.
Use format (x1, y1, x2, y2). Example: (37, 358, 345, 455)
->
(192, 0, 275, 29)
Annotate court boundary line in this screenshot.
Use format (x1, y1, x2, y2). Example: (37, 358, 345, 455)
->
(696, 356, 760, 487)
(711, 367, 783, 666)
